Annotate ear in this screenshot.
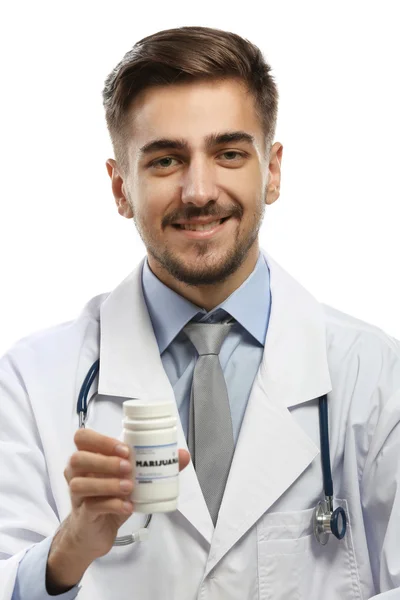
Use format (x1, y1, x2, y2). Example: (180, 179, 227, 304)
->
(265, 142, 283, 206)
(105, 159, 134, 219)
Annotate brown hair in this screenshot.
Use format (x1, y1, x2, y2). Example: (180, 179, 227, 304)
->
(102, 25, 279, 176)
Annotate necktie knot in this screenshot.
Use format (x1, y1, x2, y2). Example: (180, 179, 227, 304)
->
(183, 322, 233, 356)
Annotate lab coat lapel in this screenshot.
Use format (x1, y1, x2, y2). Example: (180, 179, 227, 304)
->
(97, 260, 213, 544)
(205, 250, 332, 575)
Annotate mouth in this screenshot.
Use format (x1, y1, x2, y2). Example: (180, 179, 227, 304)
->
(171, 216, 232, 239)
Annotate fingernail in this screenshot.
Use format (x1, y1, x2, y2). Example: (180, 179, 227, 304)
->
(122, 501, 134, 514)
(120, 459, 132, 473)
(120, 479, 133, 492)
(115, 444, 129, 457)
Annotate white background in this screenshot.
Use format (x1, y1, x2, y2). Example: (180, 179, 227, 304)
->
(0, 0, 399, 356)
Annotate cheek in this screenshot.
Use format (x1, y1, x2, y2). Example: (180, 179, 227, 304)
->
(134, 187, 161, 224)
(221, 167, 263, 200)
(137, 206, 159, 233)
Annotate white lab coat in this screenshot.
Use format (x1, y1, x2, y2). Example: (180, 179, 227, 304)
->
(1, 249, 400, 600)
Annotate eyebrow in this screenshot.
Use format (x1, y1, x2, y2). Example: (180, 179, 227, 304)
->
(138, 131, 256, 156)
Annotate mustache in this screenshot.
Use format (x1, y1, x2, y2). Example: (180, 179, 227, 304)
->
(165, 205, 243, 226)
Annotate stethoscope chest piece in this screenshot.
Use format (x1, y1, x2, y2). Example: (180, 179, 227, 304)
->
(313, 499, 347, 545)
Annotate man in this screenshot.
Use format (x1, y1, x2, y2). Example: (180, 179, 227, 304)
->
(1, 25, 400, 600)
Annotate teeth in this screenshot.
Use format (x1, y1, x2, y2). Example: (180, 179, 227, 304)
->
(181, 219, 222, 231)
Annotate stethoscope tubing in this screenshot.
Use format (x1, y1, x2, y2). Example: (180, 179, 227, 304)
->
(77, 359, 99, 426)
(318, 395, 334, 498)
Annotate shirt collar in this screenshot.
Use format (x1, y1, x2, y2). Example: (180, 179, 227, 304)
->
(141, 250, 271, 354)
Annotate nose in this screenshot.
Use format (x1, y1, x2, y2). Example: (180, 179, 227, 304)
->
(181, 156, 219, 206)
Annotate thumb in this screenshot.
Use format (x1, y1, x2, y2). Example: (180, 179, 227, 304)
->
(178, 449, 191, 471)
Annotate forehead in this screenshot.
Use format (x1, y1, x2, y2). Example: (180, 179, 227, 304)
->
(127, 78, 263, 152)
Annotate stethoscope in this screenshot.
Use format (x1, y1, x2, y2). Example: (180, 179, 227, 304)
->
(313, 394, 347, 545)
(77, 360, 347, 546)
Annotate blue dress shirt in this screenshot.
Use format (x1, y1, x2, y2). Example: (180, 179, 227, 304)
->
(12, 250, 271, 599)
(142, 250, 271, 445)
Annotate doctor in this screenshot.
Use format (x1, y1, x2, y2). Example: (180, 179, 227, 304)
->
(1, 24, 400, 600)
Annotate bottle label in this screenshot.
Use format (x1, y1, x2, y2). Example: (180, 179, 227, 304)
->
(134, 442, 178, 484)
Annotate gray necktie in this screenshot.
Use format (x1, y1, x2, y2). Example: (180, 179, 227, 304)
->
(183, 321, 234, 526)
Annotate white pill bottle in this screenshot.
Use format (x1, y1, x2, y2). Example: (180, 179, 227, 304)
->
(122, 400, 179, 513)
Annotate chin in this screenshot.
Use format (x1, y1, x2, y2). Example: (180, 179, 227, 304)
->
(162, 248, 248, 287)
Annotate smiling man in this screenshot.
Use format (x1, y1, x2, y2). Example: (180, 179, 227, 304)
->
(1, 25, 400, 600)
(107, 78, 282, 308)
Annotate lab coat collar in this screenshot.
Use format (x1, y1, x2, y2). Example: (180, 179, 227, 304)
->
(104, 249, 332, 408)
(98, 248, 332, 550)
(257, 250, 332, 408)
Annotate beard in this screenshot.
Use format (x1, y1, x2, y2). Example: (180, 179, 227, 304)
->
(132, 200, 265, 287)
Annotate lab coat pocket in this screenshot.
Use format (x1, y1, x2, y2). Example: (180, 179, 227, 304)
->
(257, 500, 362, 600)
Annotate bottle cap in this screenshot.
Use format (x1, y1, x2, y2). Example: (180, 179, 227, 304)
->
(123, 400, 176, 419)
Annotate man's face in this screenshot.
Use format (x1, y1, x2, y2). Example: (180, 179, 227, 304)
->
(108, 78, 281, 286)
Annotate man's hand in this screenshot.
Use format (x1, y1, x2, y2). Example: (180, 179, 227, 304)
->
(46, 429, 190, 594)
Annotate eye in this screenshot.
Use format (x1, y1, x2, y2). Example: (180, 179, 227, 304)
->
(219, 151, 245, 161)
(150, 157, 180, 169)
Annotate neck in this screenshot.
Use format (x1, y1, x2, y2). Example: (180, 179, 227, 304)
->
(148, 243, 260, 312)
